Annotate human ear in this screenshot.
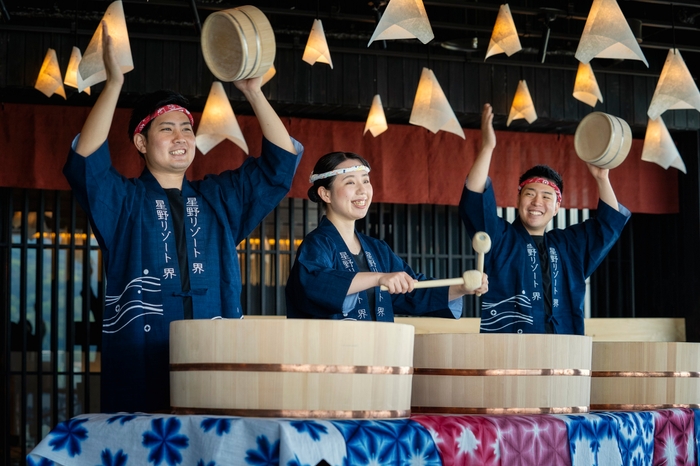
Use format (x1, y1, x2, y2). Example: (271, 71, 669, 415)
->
(318, 186, 332, 204)
(133, 133, 148, 155)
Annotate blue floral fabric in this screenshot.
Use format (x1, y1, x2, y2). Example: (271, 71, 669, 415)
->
(27, 410, 700, 466)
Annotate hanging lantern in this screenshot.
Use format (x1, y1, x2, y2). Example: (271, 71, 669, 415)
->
(573, 62, 603, 107)
(35, 48, 66, 99)
(409, 68, 465, 138)
(485, 4, 522, 60)
(575, 0, 648, 66)
(368, 0, 434, 46)
(364, 94, 388, 137)
(507, 80, 537, 126)
(78, 0, 134, 92)
(195, 82, 248, 155)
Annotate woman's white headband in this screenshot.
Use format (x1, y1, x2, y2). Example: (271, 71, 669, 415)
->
(309, 165, 370, 183)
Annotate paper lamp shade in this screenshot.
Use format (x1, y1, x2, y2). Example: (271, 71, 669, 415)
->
(78, 0, 134, 92)
(195, 82, 248, 155)
(302, 19, 333, 68)
(507, 80, 537, 126)
(575, 0, 648, 66)
(261, 64, 276, 86)
(368, 0, 434, 46)
(573, 62, 603, 107)
(64, 47, 91, 95)
(35, 48, 66, 99)
(641, 117, 686, 173)
(364, 94, 388, 137)
(485, 4, 522, 60)
(647, 49, 700, 120)
(409, 68, 465, 139)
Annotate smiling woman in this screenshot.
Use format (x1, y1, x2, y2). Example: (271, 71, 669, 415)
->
(285, 151, 488, 322)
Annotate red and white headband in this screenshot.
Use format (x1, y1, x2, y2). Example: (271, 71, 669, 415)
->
(518, 177, 562, 204)
(132, 104, 194, 137)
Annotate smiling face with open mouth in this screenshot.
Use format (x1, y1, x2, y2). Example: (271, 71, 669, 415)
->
(517, 181, 560, 235)
(137, 110, 196, 179)
(320, 158, 373, 224)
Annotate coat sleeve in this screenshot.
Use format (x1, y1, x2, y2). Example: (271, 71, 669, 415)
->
(553, 199, 631, 278)
(286, 232, 358, 318)
(202, 137, 303, 244)
(379, 240, 463, 319)
(63, 137, 135, 251)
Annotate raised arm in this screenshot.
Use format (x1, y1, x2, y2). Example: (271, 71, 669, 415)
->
(587, 164, 620, 212)
(465, 103, 496, 193)
(233, 77, 296, 154)
(75, 22, 124, 157)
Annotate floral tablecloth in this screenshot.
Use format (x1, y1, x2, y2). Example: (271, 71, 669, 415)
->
(27, 409, 699, 466)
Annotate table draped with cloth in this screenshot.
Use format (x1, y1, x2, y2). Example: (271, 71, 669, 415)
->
(28, 408, 699, 465)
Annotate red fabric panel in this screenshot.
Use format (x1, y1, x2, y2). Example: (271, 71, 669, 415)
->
(0, 103, 679, 213)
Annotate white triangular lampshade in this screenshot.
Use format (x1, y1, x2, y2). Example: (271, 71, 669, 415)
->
(647, 49, 700, 120)
(485, 4, 522, 60)
(575, 0, 648, 66)
(409, 68, 465, 139)
(573, 62, 603, 107)
(364, 94, 388, 137)
(195, 82, 248, 155)
(35, 48, 66, 99)
(303, 19, 333, 68)
(368, 0, 434, 46)
(64, 47, 91, 95)
(507, 80, 537, 126)
(261, 64, 276, 86)
(641, 117, 686, 173)
(78, 0, 134, 92)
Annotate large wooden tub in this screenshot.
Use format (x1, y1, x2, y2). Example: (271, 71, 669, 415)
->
(411, 333, 592, 414)
(170, 319, 415, 418)
(591, 341, 700, 410)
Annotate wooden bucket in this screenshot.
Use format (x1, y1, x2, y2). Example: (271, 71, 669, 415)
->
(574, 112, 632, 169)
(591, 341, 700, 410)
(201, 6, 276, 82)
(170, 319, 414, 418)
(411, 334, 592, 414)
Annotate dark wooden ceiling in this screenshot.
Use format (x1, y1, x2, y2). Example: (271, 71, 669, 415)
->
(1, 0, 699, 133)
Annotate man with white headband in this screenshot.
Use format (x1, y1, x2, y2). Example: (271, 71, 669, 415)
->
(459, 103, 630, 335)
(63, 23, 302, 413)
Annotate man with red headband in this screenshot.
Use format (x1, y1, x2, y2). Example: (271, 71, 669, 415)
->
(63, 24, 302, 412)
(459, 103, 630, 335)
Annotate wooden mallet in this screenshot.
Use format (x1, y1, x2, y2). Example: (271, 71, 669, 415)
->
(472, 231, 492, 296)
(379, 270, 483, 292)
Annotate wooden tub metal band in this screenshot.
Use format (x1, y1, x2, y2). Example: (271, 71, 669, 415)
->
(411, 406, 590, 415)
(591, 404, 700, 411)
(592, 371, 700, 378)
(170, 362, 413, 375)
(414, 368, 590, 376)
(171, 408, 411, 419)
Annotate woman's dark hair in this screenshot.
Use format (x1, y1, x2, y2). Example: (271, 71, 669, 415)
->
(128, 90, 190, 147)
(518, 164, 564, 195)
(307, 152, 371, 204)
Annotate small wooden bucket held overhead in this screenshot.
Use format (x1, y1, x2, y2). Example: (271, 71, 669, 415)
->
(170, 319, 415, 418)
(201, 6, 276, 82)
(574, 112, 632, 169)
(591, 341, 700, 410)
(411, 333, 592, 414)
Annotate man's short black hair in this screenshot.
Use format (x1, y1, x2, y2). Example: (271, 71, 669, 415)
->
(519, 164, 564, 195)
(128, 90, 190, 143)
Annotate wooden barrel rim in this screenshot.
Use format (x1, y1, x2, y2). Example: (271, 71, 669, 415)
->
(411, 406, 590, 415)
(414, 368, 590, 376)
(172, 407, 410, 419)
(170, 362, 413, 375)
(592, 370, 700, 378)
(591, 403, 700, 411)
